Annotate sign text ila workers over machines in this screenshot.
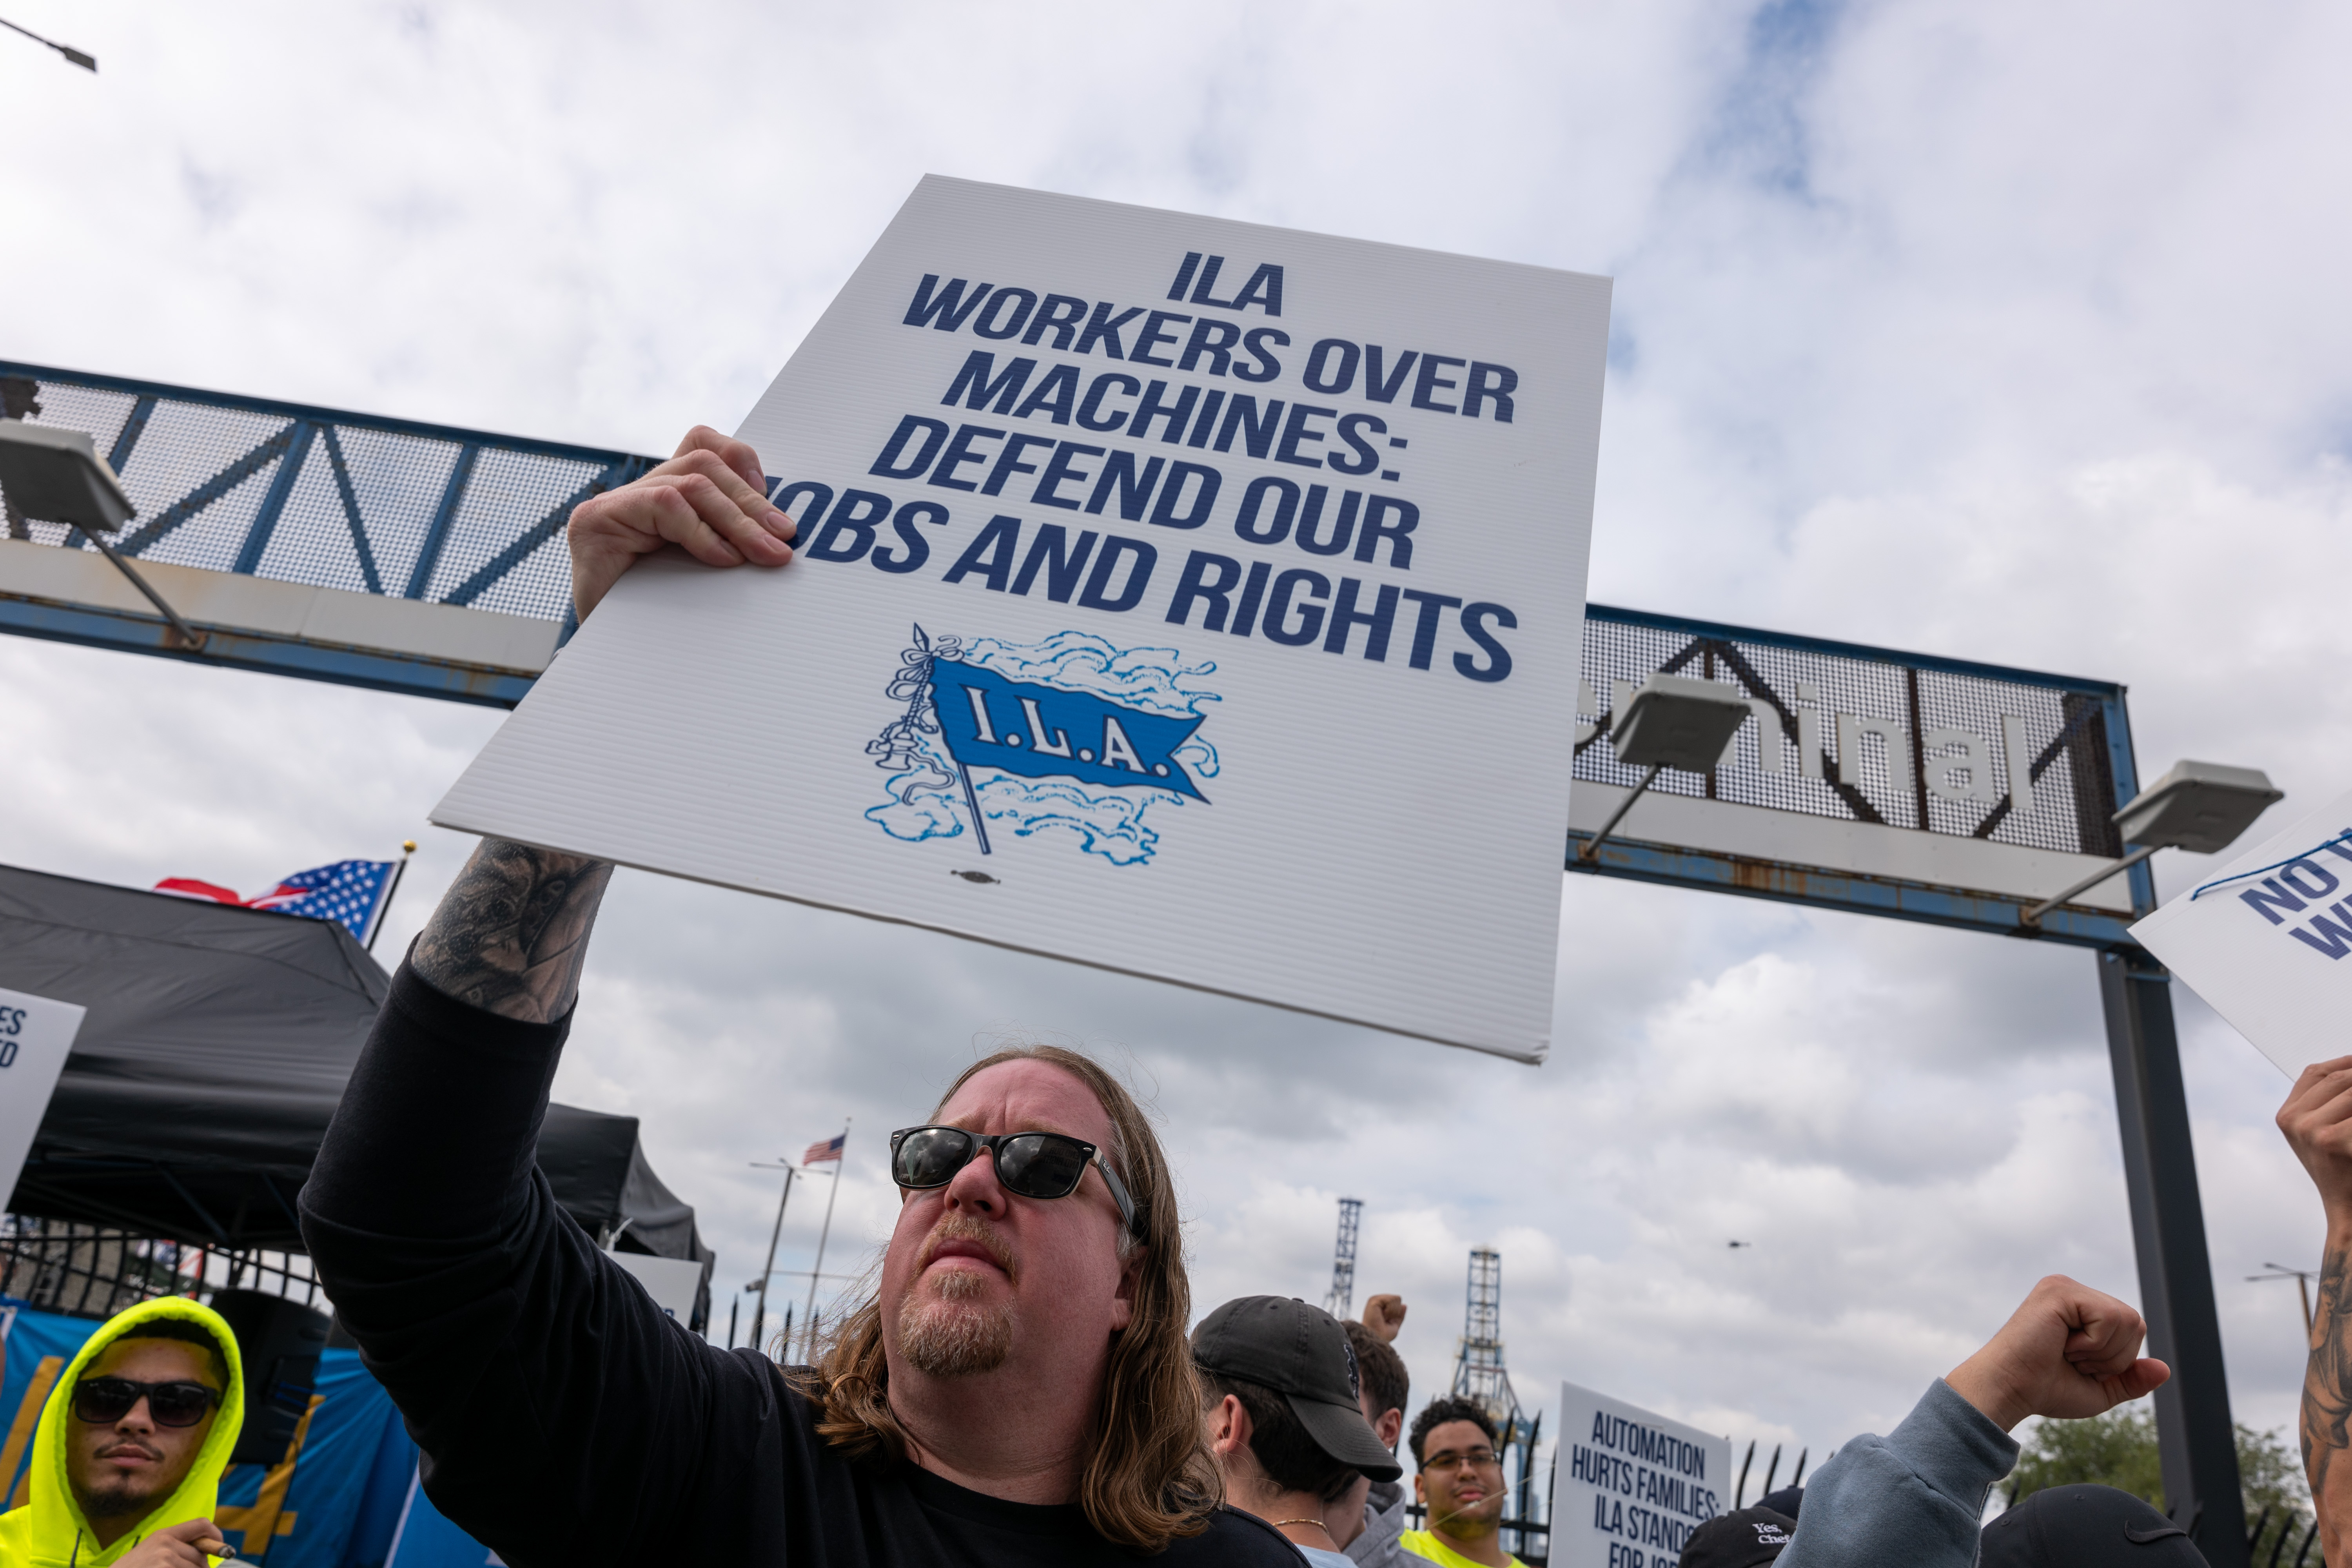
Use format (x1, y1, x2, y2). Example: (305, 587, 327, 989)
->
(1552, 1380, 1728, 1568)
(433, 177, 1611, 1060)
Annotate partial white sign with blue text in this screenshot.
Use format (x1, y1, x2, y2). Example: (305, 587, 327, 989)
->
(434, 176, 1612, 1059)
(0, 985, 85, 1213)
(2133, 783, 2352, 1077)
(1549, 1379, 1728, 1568)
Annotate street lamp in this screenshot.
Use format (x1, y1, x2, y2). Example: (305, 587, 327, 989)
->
(0, 15, 95, 71)
(2021, 759, 2283, 927)
(1575, 674, 1754, 863)
(744, 1160, 797, 1356)
(0, 419, 206, 649)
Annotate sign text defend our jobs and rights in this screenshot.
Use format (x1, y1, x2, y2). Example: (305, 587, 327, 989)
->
(762, 255, 1528, 687)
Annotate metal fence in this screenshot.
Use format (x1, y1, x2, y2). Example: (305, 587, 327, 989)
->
(0, 1214, 327, 1321)
(0, 361, 654, 627)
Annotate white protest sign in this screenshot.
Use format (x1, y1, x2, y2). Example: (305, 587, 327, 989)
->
(1550, 1380, 1728, 1568)
(433, 176, 1610, 1060)
(604, 1250, 706, 1327)
(2132, 784, 2352, 1076)
(0, 986, 86, 1213)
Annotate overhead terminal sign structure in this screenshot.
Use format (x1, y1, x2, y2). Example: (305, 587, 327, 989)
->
(0, 360, 655, 706)
(1566, 606, 2164, 942)
(432, 175, 1613, 1061)
(1564, 607, 2279, 1568)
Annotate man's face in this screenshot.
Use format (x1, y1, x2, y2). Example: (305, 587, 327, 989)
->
(880, 1060, 1139, 1383)
(67, 1338, 221, 1526)
(1415, 1419, 1506, 1540)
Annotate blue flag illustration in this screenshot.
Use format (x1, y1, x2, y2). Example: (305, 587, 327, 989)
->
(927, 659, 1209, 802)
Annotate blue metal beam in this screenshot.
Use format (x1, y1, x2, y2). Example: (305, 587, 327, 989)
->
(1564, 830, 2142, 949)
(115, 421, 300, 557)
(60, 393, 159, 551)
(317, 423, 386, 595)
(1588, 601, 2129, 699)
(230, 419, 318, 574)
(103, 394, 157, 474)
(0, 358, 642, 471)
(0, 593, 536, 709)
(439, 458, 649, 608)
(402, 443, 481, 600)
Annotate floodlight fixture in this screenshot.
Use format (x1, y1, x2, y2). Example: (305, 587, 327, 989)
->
(2021, 758, 2283, 926)
(0, 420, 134, 529)
(2112, 759, 2284, 855)
(0, 15, 95, 71)
(1576, 674, 1753, 864)
(0, 420, 204, 649)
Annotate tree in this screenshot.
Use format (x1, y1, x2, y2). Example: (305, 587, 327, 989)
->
(2005, 1408, 2314, 1563)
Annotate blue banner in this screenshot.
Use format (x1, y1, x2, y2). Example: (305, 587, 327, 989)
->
(383, 1472, 502, 1568)
(927, 659, 1208, 801)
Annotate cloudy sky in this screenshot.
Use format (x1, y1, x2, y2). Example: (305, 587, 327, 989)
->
(5, 0, 2348, 1509)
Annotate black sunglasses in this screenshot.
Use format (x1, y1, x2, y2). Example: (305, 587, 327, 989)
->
(889, 1125, 1146, 1239)
(72, 1376, 221, 1429)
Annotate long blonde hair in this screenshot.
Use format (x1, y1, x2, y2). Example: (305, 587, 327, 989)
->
(798, 1044, 1221, 1551)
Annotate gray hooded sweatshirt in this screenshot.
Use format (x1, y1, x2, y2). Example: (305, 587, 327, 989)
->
(1778, 1378, 2021, 1568)
(1347, 1479, 1410, 1568)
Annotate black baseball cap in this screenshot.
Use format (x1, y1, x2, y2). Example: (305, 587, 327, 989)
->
(1677, 1506, 1795, 1568)
(1192, 1296, 1403, 1483)
(1978, 1485, 2209, 1566)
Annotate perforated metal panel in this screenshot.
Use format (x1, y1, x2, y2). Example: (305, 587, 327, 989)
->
(1574, 604, 2145, 945)
(0, 362, 655, 624)
(1577, 612, 2127, 857)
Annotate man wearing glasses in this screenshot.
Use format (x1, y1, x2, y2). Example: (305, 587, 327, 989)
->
(299, 429, 1304, 1565)
(0, 1296, 245, 1567)
(1401, 1398, 1526, 1568)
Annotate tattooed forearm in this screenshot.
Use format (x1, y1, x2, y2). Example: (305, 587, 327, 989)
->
(2304, 1241, 2352, 1557)
(410, 840, 615, 1023)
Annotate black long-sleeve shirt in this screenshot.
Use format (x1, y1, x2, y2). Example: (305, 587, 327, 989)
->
(299, 962, 1303, 1566)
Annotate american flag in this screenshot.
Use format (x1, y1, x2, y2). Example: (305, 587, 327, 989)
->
(802, 1133, 846, 1165)
(156, 859, 401, 944)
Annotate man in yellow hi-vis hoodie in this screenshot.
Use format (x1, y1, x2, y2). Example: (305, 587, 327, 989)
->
(0, 1296, 245, 1566)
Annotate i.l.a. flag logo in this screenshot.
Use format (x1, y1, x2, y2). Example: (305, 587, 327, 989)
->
(863, 626, 1220, 865)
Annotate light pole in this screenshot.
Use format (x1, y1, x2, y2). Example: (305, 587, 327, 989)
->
(2022, 760, 2282, 927)
(2081, 758, 2281, 1565)
(800, 1121, 849, 1364)
(746, 1160, 796, 1357)
(2250, 1264, 2317, 1338)
(1576, 675, 1754, 863)
(0, 421, 206, 649)
(0, 15, 95, 70)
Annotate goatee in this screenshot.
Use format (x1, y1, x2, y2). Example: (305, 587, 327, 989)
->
(897, 1216, 1018, 1376)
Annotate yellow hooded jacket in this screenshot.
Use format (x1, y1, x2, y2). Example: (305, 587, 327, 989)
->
(0, 1296, 246, 1567)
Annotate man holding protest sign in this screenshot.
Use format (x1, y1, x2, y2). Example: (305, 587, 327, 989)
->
(300, 428, 1305, 1566)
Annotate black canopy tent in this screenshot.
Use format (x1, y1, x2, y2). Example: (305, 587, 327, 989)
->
(0, 862, 713, 1325)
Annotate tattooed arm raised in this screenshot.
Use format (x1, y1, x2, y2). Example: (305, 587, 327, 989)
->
(294, 430, 813, 1564)
(2278, 1056, 2352, 1562)
(407, 423, 796, 1019)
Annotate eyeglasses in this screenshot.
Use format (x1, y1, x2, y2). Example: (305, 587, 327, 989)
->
(1423, 1446, 1503, 1474)
(889, 1125, 1146, 1239)
(71, 1377, 221, 1429)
